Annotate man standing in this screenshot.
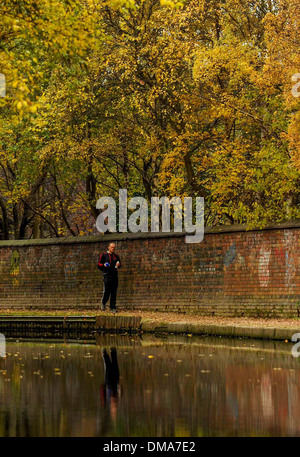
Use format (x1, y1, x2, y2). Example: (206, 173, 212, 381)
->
(98, 242, 121, 313)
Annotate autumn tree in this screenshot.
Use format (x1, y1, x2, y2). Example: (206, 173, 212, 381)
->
(0, 0, 299, 238)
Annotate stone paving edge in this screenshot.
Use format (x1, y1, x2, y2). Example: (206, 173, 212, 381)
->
(140, 319, 300, 341)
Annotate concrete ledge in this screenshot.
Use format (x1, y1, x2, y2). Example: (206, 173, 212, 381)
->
(95, 315, 141, 331)
(140, 320, 300, 341)
(0, 316, 299, 341)
(274, 328, 300, 340)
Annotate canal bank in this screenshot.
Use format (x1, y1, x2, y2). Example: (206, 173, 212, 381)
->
(0, 311, 299, 341)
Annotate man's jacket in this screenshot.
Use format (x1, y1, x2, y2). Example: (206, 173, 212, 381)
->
(98, 252, 121, 276)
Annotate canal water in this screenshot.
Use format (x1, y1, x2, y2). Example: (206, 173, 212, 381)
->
(0, 334, 299, 437)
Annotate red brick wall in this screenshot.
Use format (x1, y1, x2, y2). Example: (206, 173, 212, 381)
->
(0, 222, 300, 317)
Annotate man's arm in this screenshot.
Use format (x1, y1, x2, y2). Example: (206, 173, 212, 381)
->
(98, 253, 106, 272)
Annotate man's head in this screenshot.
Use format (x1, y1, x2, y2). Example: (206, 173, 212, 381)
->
(108, 242, 116, 254)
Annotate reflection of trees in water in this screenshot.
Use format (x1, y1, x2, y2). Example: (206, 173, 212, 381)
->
(0, 342, 300, 436)
(0, 343, 106, 437)
(224, 365, 300, 436)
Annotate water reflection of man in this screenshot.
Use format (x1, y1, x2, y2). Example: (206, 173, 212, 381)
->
(100, 348, 120, 421)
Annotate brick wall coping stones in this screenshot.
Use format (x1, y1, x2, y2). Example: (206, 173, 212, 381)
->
(1, 219, 300, 247)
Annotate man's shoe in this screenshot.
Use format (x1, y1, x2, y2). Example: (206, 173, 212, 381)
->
(101, 304, 106, 311)
(110, 308, 117, 314)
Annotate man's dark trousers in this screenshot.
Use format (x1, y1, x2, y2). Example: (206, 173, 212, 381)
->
(102, 274, 118, 310)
